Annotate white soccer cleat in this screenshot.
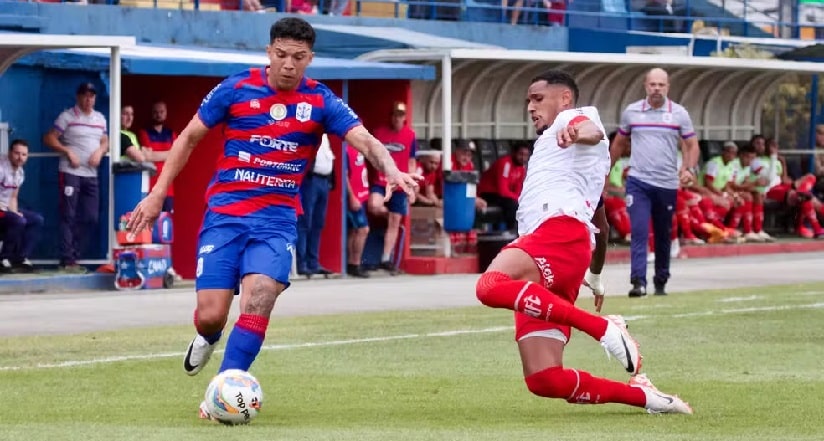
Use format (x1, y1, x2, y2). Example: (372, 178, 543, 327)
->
(600, 315, 642, 375)
(183, 335, 217, 376)
(630, 373, 693, 414)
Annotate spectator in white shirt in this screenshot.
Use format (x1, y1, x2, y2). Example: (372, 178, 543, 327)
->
(296, 134, 335, 277)
(0, 139, 43, 273)
(43, 82, 109, 273)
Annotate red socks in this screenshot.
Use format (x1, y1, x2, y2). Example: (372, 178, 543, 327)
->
(476, 271, 608, 340)
(753, 202, 764, 232)
(525, 366, 647, 407)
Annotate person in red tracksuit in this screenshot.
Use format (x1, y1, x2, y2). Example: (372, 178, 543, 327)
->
(477, 143, 530, 230)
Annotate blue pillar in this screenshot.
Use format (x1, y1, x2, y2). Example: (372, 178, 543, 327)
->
(808, 74, 819, 174)
(341, 80, 349, 278)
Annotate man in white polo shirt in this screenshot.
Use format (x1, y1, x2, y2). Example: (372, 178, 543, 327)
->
(296, 133, 335, 277)
(0, 139, 43, 273)
(43, 82, 109, 273)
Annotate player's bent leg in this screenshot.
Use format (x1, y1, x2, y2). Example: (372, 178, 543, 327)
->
(518, 332, 648, 408)
(476, 237, 642, 374)
(216, 234, 293, 374)
(185, 289, 234, 376)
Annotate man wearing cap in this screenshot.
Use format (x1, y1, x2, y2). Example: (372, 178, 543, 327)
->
(367, 101, 417, 274)
(43, 82, 109, 273)
(610, 68, 699, 297)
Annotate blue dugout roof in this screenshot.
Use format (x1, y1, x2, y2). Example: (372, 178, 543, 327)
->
(16, 43, 436, 81)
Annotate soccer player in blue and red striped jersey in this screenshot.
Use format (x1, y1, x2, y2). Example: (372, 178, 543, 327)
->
(127, 17, 421, 419)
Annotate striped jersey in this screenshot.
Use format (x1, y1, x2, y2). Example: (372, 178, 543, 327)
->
(197, 68, 361, 218)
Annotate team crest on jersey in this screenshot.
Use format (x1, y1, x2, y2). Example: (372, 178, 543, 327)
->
(296, 102, 312, 122)
(250, 99, 260, 109)
(270, 104, 287, 121)
(662, 112, 673, 123)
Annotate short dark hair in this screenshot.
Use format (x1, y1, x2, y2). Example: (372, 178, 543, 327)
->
(10, 139, 28, 150)
(531, 70, 579, 104)
(739, 144, 756, 155)
(270, 17, 316, 48)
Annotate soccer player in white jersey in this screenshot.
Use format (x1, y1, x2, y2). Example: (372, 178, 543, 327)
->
(475, 70, 691, 414)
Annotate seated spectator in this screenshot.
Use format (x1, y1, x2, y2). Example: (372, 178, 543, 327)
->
(728, 144, 761, 242)
(755, 137, 823, 239)
(478, 142, 530, 231)
(414, 150, 443, 207)
(698, 141, 738, 233)
(0, 140, 43, 273)
(120, 105, 149, 163)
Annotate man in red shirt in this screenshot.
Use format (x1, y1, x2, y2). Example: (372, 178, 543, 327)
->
(414, 151, 442, 207)
(138, 100, 178, 213)
(368, 102, 417, 274)
(346, 144, 371, 278)
(478, 142, 530, 230)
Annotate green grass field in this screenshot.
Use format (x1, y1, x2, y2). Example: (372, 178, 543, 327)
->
(1, 283, 823, 441)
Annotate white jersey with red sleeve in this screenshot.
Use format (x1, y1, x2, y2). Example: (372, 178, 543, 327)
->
(516, 106, 610, 236)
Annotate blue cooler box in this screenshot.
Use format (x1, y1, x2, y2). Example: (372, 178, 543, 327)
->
(113, 244, 173, 290)
(442, 170, 479, 233)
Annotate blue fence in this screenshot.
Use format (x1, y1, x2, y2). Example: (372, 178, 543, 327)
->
(4, 0, 823, 40)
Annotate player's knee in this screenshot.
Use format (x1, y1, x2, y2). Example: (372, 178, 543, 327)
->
(524, 366, 572, 399)
(195, 304, 229, 331)
(475, 271, 510, 305)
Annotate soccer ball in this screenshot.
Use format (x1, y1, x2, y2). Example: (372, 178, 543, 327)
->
(204, 369, 263, 425)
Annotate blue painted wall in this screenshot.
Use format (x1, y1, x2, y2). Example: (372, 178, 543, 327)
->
(0, 66, 111, 262)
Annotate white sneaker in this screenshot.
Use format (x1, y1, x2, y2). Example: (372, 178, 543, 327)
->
(600, 315, 643, 375)
(757, 231, 775, 242)
(744, 232, 763, 242)
(630, 374, 693, 414)
(183, 335, 218, 376)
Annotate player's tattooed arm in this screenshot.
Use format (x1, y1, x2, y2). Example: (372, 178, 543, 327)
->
(346, 125, 401, 178)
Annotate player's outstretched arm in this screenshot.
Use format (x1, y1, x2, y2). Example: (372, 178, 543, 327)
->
(345, 125, 422, 199)
(126, 114, 209, 233)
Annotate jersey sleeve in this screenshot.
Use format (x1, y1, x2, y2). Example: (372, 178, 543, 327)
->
(675, 106, 696, 139)
(197, 77, 236, 129)
(53, 110, 70, 133)
(322, 89, 362, 139)
(704, 159, 719, 178)
(618, 106, 632, 136)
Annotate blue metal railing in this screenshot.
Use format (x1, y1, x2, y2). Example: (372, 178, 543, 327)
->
(6, 0, 823, 39)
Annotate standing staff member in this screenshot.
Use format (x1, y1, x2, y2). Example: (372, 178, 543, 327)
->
(610, 68, 700, 298)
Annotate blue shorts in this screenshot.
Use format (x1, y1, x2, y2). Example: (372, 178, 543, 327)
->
(347, 206, 369, 229)
(370, 185, 408, 216)
(195, 210, 297, 292)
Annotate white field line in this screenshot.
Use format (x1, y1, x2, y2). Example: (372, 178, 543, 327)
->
(717, 295, 762, 303)
(2, 302, 823, 372)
